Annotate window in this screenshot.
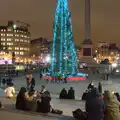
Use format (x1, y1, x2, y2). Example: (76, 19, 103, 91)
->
(7, 29, 12, 31)
(1, 34, 5, 36)
(20, 48, 23, 50)
(20, 52, 24, 55)
(7, 34, 13, 36)
(4, 30, 6, 32)
(1, 29, 3, 32)
(3, 47, 6, 50)
(2, 43, 5, 45)
(15, 39, 19, 42)
(20, 39, 23, 42)
(15, 34, 19, 37)
(15, 52, 19, 55)
(7, 43, 13, 45)
(15, 47, 19, 50)
(20, 35, 24, 37)
(7, 38, 11, 41)
(8, 47, 12, 50)
(1, 38, 5, 41)
(24, 40, 27, 42)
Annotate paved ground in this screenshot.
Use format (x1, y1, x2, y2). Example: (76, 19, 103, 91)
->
(0, 68, 120, 119)
(0, 109, 74, 120)
(6, 69, 120, 99)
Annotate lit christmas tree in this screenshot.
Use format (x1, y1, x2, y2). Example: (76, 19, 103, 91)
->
(51, 0, 78, 75)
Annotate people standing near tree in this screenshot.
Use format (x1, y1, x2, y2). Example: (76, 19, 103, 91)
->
(98, 82, 102, 94)
(104, 69, 109, 80)
(26, 73, 35, 91)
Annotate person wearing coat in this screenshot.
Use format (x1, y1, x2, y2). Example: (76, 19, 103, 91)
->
(104, 90, 120, 120)
(37, 91, 51, 113)
(59, 88, 67, 99)
(98, 82, 102, 93)
(67, 87, 75, 99)
(26, 74, 35, 91)
(85, 88, 105, 120)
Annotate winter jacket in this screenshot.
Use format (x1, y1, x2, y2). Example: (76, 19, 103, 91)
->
(104, 91, 120, 120)
(37, 96, 51, 113)
(85, 88, 104, 120)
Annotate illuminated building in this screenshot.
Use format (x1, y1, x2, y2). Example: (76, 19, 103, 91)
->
(30, 38, 52, 62)
(0, 21, 31, 62)
(95, 42, 120, 63)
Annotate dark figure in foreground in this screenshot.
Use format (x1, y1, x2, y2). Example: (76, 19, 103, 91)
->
(2, 78, 6, 86)
(98, 82, 102, 93)
(37, 91, 51, 113)
(59, 88, 67, 99)
(115, 92, 120, 102)
(67, 87, 75, 99)
(85, 88, 104, 120)
(16, 87, 28, 110)
(82, 90, 88, 101)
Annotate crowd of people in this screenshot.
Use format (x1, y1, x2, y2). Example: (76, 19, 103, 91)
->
(1, 71, 120, 120)
(77, 82, 120, 120)
(0, 73, 63, 115)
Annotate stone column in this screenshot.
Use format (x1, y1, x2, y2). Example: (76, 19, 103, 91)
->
(85, 0, 91, 41)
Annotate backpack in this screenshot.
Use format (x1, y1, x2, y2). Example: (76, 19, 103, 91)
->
(73, 109, 87, 120)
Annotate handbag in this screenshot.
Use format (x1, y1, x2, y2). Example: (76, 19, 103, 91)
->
(73, 109, 88, 120)
(51, 109, 63, 115)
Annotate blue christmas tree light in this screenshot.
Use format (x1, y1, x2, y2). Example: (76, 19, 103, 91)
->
(51, 0, 78, 75)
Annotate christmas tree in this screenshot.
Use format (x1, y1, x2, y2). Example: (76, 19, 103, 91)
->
(51, 0, 78, 75)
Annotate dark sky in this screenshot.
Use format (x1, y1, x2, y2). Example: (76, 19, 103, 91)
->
(0, 0, 120, 45)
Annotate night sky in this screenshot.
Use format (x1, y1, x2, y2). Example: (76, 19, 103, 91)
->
(0, 0, 120, 45)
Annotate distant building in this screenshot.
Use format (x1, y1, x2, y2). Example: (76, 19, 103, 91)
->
(30, 37, 52, 62)
(0, 20, 31, 62)
(95, 42, 120, 63)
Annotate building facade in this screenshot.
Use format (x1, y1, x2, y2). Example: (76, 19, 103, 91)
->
(95, 42, 120, 63)
(0, 21, 31, 63)
(30, 37, 52, 62)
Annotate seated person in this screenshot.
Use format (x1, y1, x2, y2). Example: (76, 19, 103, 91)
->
(37, 91, 52, 113)
(59, 88, 67, 99)
(40, 85, 46, 94)
(87, 82, 94, 90)
(82, 90, 88, 100)
(16, 87, 28, 110)
(4, 83, 16, 98)
(67, 87, 75, 99)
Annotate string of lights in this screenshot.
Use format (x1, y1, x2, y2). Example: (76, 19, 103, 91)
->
(51, 0, 78, 75)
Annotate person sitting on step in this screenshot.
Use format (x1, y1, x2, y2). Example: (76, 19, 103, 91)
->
(59, 88, 67, 99)
(67, 87, 75, 99)
(4, 83, 16, 98)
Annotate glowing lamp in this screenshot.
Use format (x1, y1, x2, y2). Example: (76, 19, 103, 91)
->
(112, 63, 117, 67)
